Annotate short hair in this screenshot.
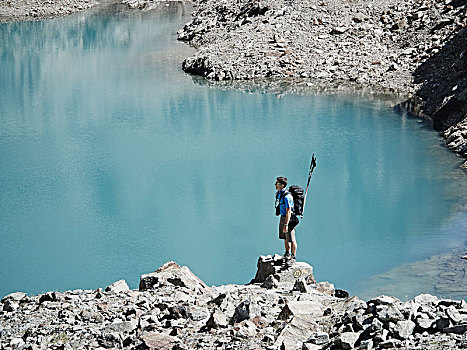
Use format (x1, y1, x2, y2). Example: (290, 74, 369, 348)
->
(276, 177, 287, 186)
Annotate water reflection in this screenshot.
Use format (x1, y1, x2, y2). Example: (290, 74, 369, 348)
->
(0, 4, 466, 301)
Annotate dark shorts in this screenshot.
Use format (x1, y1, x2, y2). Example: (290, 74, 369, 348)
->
(279, 215, 296, 242)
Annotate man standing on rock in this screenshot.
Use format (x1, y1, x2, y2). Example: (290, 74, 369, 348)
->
(275, 177, 297, 264)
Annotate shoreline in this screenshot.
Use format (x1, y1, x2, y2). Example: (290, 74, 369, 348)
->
(2, 258, 467, 349)
(1, 0, 466, 167)
(175, 0, 467, 168)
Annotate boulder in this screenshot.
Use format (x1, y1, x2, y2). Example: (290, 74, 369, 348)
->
(231, 301, 251, 324)
(274, 315, 319, 349)
(415, 317, 434, 331)
(253, 255, 315, 284)
(442, 324, 467, 334)
(105, 279, 130, 293)
(279, 301, 324, 320)
(306, 331, 330, 345)
(394, 320, 415, 339)
(104, 319, 138, 333)
(369, 295, 400, 306)
(235, 319, 257, 338)
(414, 294, 438, 305)
(293, 278, 309, 293)
(206, 309, 229, 328)
(315, 281, 334, 296)
(3, 300, 19, 312)
(446, 306, 464, 324)
(1, 292, 27, 303)
(39, 292, 57, 304)
(140, 332, 181, 350)
(261, 274, 279, 289)
(334, 332, 360, 349)
(376, 305, 405, 323)
(139, 261, 210, 294)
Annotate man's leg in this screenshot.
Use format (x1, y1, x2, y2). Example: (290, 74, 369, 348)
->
(284, 239, 291, 254)
(291, 241, 297, 256)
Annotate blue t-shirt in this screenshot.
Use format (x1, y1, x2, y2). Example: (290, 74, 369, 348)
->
(277, 189, 294, 216)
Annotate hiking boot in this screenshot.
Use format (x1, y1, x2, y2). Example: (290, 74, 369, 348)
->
(282, 252, 291, 261)
(289, 255, 296, 264)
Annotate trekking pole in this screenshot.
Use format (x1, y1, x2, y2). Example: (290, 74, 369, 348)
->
(301, 154, 317, 218)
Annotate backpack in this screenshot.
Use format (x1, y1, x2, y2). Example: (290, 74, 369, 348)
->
(275, 185, 305, 231)
(288, 185, 305, 217)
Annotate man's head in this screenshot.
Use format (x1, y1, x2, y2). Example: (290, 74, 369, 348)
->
(275, 177, 287, 190)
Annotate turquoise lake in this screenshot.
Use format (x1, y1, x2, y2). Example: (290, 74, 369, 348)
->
(1, 3, 466, 301)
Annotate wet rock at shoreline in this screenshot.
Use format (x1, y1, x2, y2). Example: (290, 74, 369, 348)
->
(1, 257, 467, 349)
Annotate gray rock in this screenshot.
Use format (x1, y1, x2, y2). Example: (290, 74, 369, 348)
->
(104, 319, 138, 333)
(231, 301, 251, 324)
(235, 319, 257, 338)
(435, 317, 451, 330)
(306, 331, 329, 345)
(9, 338, 25, 349)
(369, 295, 400, 306)
(140, 332, 181, 350)
(293, 278, 309, 293)
(394, 320, 415, 339)
(105, 280, 130, 293)
(442, 324, 467, 334)
(331, 26, 348, 35)
(279, 301, 324, 320)
(139, 261, 211, 294)
(275, 315, 319, 349)
(1, 292, 27, 303)
(414, 294, 439, 305)
(416, 317, 434, 331)
(334, 331, 360, 349)
(376, 305, 405, 323)
(206, 309, 229, 328)
(3, 300, 19, 312)
(261, 274, 279, 289)
(253, 255, 315, 284)
(446, 306, 464, 324)
(315, 281, 334, 296)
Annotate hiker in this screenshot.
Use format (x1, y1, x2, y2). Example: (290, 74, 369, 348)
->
(275, 176, 297, 263)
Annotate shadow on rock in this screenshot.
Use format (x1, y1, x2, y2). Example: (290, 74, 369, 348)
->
(404, 27, 466, 131)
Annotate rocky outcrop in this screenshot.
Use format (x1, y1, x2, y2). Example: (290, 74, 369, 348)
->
(0, 0, 98, 23)
(174, 0, 467, 168)
(2, 257, 467, 349)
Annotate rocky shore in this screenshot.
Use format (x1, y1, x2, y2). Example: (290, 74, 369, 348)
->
(0, 0, 466, 164)
(173, 0, 466, 168)
(2, 256, 467, 350)
(0, 0, 98, 23)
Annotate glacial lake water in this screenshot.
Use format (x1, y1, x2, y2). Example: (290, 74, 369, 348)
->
(1, 3, 466, 301)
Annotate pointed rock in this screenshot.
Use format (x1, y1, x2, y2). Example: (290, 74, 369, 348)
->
(139, 261, 211, 294)
(105, 279, 130, 293)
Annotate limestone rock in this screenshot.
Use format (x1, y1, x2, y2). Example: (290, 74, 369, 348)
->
(105, 279, 130, 293)
(3, 300, 19, 312)
(293, 278, 309, 293)
(279, 301, 324, 320)
(253, 255, 315, 284)
(1, 292, 27, 303)
(334, 331, 360, 349)
(261, 274, 279, 289)
(140, 332, 181, 350)
(139, 261, 211, 294)
(394, 320, 415, 339)
(206, 309, 229, 328)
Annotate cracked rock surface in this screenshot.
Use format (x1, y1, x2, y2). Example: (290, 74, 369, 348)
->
(2, 256, 467, 350)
